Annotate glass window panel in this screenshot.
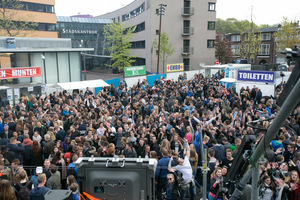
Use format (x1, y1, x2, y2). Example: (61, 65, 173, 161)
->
(30, 53, 43, 84)
(44, 53, 57, 84)
(70, 52, 81, 82)
(57, 53, 70, 83)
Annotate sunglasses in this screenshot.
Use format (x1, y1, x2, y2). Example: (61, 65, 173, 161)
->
(168, 178, 173, 180)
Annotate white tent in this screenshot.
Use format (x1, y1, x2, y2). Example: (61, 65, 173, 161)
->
(52, 79, 109, 90)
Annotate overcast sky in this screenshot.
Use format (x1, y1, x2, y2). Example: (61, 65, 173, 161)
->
(55, 0, 300, 25)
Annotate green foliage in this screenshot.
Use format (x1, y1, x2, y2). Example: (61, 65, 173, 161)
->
(0, 0, 38, 37)
(216, 18, 259, 34)
(103, 21, 136, 70)
(153, 32, 175, 69)
(215, 36, 233, 64)
(239, 24, 262, 63)
(274, 17, 300, 52)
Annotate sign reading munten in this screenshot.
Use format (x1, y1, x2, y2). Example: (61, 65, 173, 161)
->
(237, 70, 275, 83)
(167, 63, 184, 73)
(124, 66, 146, 77)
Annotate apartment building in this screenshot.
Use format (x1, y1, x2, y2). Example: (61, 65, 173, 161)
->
(96, 0, 216, 73)
(0, 0, 57, 38)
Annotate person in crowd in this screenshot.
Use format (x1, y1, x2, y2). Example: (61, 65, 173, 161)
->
(155, 148, 175, 200)
(8, 137, 25, 165)
(14, 170, 33, 200)
(168, 139, 195, 200)
(0, 179, 16, 200)
(46, 164, 61, 190)
(258, 174, 275, 200)
(29, 174, 50, 200)
(70, 183, 79, 200)
(209, 167, 225, 200)
(165, 173, 179, 200)
(286, 170, 300, 199)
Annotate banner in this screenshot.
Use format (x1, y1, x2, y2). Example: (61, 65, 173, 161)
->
(124, 66, 146, 77)
(167, 63, 184, 73)
(0, 67, 41, 80)
(237, 70, 275, 83)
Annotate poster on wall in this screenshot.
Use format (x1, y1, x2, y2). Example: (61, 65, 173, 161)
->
(14, 88, 20, 100)
(41, 85, 46, 97)
(7, 89, 12, 100)
(166, 63, 184, 73)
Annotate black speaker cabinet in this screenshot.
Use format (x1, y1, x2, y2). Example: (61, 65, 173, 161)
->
(44, 190, 72, 200)
(76, 157, 156, 200)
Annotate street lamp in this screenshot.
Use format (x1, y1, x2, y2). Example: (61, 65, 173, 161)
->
(156, 4, 167, 74)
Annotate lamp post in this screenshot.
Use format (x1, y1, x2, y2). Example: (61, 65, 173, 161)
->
(156, 4, 167, 74)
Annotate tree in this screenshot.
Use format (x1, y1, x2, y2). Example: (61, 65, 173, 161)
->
(216, 18, 258, 34)
(0, 0, 38, 37)
(103, 21, 136, 70)
(153, 31, 175, 72)
(215, 35, 233, 64)
(239, 22, 262, 63)
(274, 17, 300, 52)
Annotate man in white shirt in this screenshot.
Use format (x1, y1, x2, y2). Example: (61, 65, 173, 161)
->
(168, 139, 195, 200)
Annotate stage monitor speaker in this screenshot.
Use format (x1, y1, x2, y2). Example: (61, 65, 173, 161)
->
(76, 157, 156, 200)
(44, 190, 72, 200)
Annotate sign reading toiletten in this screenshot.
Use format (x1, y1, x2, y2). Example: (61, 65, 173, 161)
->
(237, 70, 275, 83)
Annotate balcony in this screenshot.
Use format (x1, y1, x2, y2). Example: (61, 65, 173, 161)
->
(182, 7, 195, 16)
(181, 47, 194, 55)
(182, 27, 194, 36)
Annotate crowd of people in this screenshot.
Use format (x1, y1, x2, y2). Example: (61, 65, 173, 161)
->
(0, 71, 298, 200)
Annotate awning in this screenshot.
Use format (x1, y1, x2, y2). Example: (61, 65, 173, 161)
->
(220, 78, 236, 83)
(52, 79, 109, 90)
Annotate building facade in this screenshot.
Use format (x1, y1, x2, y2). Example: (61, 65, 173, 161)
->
(96, 0, 216, 73)
(0, 37, 92, 85)
(228, 27, 279, 65)
(56, 16, 112, 70)
(0, 0, 57, 38)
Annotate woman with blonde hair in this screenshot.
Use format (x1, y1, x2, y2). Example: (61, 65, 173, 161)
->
(286, 170, 300, 199)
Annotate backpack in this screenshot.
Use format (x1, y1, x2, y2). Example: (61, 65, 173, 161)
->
(17, 182, 31, 200)
(67, 167, 78, 180)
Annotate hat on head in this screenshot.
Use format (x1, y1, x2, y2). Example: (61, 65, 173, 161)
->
(36, 167, 43, 174)
(0, 146, 8, 152)
(4, 124, 8, 128)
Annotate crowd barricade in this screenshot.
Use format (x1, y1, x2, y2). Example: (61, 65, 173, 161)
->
(145, 74, 166, 87)
(95, 78, 120, 94)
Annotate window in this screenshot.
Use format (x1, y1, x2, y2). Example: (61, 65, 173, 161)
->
(208, 3, 215, 11)
(38, 24, 46, 31)
(259, 44, 270, 55)
(231, 45, 240, 54)
(133, 22, 145, 33)
(183, 58, 190, 71)
(122, 3, 145, 21)
(208, 22, 215, 30)
(183, 20, 190, 34)
(261, 33, 271, 41)
(207, 40, 215, 48)
(130, 41, 145, 49)
(231, 35, 240, 42)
